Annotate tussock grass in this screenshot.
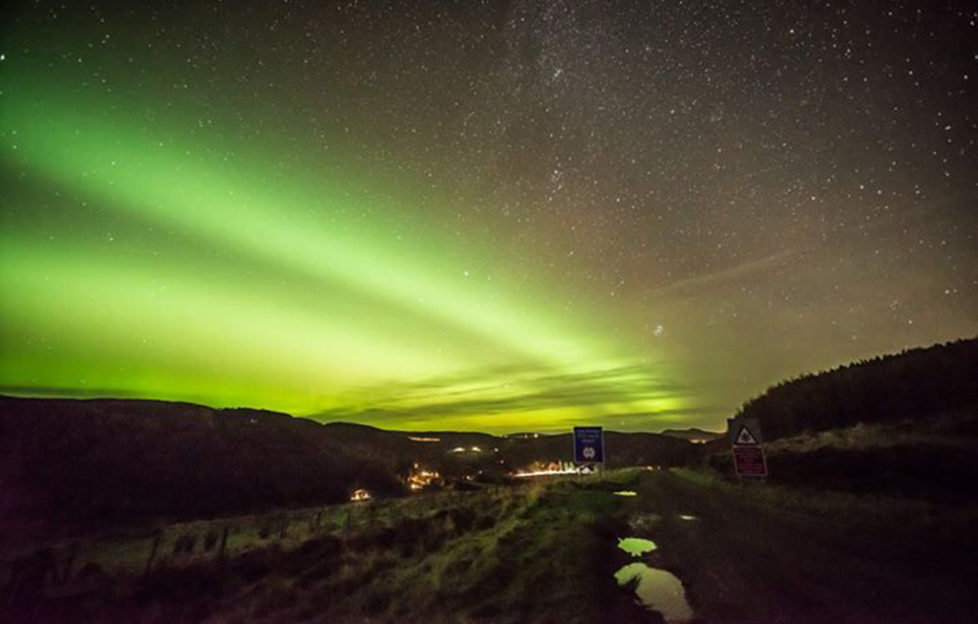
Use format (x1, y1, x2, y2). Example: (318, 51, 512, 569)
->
(706, 408, 978, 504)
(21, 475, 648, 623)
(766, 408, 978, 453)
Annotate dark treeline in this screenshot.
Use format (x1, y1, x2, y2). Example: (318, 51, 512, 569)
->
(736, 337, 978, 441)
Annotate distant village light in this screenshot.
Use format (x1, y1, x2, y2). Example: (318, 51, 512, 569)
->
(406, 464, 442, 491)
(512, 461, 578, 478)
(350, 488, 371, 502)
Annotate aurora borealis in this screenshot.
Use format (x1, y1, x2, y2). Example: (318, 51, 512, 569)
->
(1, 1, 976, 433)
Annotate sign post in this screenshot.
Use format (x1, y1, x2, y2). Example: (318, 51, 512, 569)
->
(573, 426, 604, 473)
(727, 417, 767, 480)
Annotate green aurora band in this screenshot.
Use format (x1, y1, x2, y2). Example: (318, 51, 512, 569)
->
(1, 75, 690, 432)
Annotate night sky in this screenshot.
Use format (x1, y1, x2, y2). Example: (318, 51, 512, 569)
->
(1, 1, 976, 433)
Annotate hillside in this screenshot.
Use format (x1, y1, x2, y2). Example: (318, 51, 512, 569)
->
(0, 396, 693, 534)
(6, 469, 975, 624)
(0, 398, 404, 536)
(706, 338, 978, 502)
(659, 427, 722, 443)
(735, 337, 978, 441)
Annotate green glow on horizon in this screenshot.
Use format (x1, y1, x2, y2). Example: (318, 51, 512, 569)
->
(0, 74, 692, 432)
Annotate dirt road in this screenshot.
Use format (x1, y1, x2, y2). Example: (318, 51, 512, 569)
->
(611, 469, 977, 623)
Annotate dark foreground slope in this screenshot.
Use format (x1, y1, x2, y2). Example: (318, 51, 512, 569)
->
(2, 474, 650, 624)
(6, 469, 975, 624)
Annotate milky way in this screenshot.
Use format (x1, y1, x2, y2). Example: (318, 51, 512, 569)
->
(1, 1, 975, 432)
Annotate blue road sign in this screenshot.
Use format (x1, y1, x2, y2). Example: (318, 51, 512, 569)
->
(574, 426, 605, 463)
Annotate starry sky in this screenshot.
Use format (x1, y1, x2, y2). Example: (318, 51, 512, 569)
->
(1, 0, 976, 434)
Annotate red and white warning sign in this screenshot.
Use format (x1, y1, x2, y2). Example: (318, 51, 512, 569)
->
(727, 417, 768, 477)
(735, 425, 760, 445)
(733, 446, 767, 476)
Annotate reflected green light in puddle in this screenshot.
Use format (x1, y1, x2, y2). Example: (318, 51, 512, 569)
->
(617, 537, 657, 556)
(615, 563, 694, 623)
(613, 490, 638, 497)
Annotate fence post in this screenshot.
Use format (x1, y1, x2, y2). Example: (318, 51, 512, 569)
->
(60, 540, 79, 584)
(144, 531, 162, 576)
(217, 524, 230, 563)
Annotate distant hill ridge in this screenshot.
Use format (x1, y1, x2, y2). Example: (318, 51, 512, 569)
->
(659, 428, 722, 442)
(0, 397, 408, 535)
(0, 396, 693, 533)
(736, 337, 978, 441)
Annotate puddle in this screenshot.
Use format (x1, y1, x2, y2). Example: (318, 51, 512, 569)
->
(677, 514, 697, 521)
(617, 537, 657, 557)
(613, 490, 638, 497)
(615, 562, 694, 623)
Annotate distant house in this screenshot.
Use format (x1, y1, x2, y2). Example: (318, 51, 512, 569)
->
(350, 488, 371, 502)
(406, 464, 442, 491)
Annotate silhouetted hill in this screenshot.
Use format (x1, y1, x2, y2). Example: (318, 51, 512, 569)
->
(735, 337, 978, 441)
(0, 396, 694, 534)
(704, 338, 978, 502)
(660, 427, 722, 442)
(0, 398, 403, 535)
